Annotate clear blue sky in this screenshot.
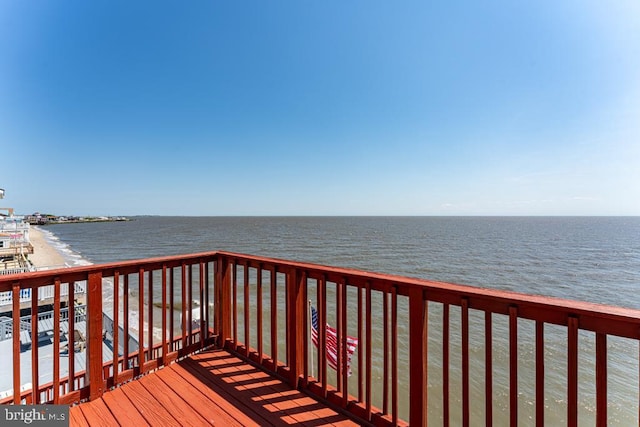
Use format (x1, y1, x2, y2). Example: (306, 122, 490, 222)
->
(1, 1, 639, 216)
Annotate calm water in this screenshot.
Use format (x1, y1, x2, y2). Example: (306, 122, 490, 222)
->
(43, 216, 640, 424)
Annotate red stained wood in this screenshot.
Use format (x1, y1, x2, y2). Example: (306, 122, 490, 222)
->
(69, 348, 358, 426)
(12, 283, 20, 404)
(88, 272, 104, 401)
(408, 287, 427, 427)
(270, 268, 278, 368)
(568, 316, 579, 427)
(595, 333, 607, 427)
(485, 311, 493, 427)
(509, 306, 518, 427)
(120, 379, 182, 426)
(101, 387, 150, 425)
(443, 303, 450, 427)
(69, 406, 89, 427)
(78, 397, 118, 426)
(461, 299, 469, 427)
(244, 264, 250, 358)
(30, 284, 40, 403)
(535, 320, 544, 427)
(53, 278, 61, 403)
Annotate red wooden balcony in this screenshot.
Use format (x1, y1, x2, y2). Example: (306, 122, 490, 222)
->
(1, 251, 640, 426)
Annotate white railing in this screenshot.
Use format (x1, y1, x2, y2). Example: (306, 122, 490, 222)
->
(0, 306, 87, 342)
(0, 282, 86, 308)
(0, 267, 30, 276)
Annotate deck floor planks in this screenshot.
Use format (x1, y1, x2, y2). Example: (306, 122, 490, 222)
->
(77, 396, 118, 426)
(68, 405, 89, 427)
(119, 379, 183, 426)
(194, 351, 356, 426)
(137, 372, 215, 427)
(100, 387, 151, 426)
(68, 348, 362, 427)
(166, 362, 266, 426)
(187, 350, 359, 427)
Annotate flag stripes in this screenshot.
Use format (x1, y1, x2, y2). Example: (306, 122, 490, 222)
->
(310, 305, 358, 376)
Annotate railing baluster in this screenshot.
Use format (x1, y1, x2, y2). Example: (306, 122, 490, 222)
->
(138, 268, 145, 369)
(536, 320, 544, 427)
(365, 281, 372, 420)
(87, 271, 104, 400)
(391, 286, 398, 425)
(270, 267, 277, 366)
(12, 282, 20, 404)
(383, 289, 389, 415)
(181, 262, 187, 351)
(568, 316, 579, 427)
(319, 274, 327, 396)
(187, 264, 193, 346)
(204, 261, 210, 339)
(148, 269, 153, 358)
(69, 281, 76, 392)
(31, 283, 39, 403)
(303, 272, 310, 387)
(357, 284, 363, 403)
(200, 260, 205, 345)
(336, 279, 343, 393)
(443, 303, 450, 427)
(243, 263, 249, 357)
(596, 332, 607, 427)
(341, 278, 348, 407)
(461, 298, 469, 427)
(53, 277, 61, 403)
(161, 265, 168, 362)
(123, 274, 129, 371)
(257, 264, 263, 362)
(485, 311, 493, 426)
(509, 306, 518, 427)
(113, 271, 120, 384)
(169, 267, 174, 351)
(233, 262, 238, 345)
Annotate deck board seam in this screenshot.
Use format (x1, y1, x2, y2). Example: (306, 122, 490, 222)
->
(119, 378, 183, 426)
(140, 368, 217, 426)
(184, 352, 357, 426)
(190, 352, 358, 425)
(168, 361, 269, 426)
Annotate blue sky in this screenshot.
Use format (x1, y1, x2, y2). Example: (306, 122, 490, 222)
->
(1, 1, 639, 216)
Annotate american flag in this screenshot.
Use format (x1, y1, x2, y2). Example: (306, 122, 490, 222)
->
(310, 305, 358, 376)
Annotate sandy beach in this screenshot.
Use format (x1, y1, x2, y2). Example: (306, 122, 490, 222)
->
(28, 226, 67, 269)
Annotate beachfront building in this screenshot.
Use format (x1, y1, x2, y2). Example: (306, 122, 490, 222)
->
(0, 210, 33, 276)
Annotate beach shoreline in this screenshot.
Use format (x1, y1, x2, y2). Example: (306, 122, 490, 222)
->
(28, 226, 67, 270)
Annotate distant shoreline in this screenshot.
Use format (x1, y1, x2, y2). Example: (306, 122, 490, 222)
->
(29, 217, 131, 226)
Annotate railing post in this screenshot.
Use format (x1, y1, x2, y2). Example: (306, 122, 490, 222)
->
(286, 268, 306, 388)
(409, 287, 427, 427)
(215, 256, 232, 346)
(87, 271, 104, 400)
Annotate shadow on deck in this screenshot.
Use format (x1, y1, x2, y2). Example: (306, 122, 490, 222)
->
(70, 348, 359, 427)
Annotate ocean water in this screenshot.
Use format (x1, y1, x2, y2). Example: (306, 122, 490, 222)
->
(43, 216, 640, 424)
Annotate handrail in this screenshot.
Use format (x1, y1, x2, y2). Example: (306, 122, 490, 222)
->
(0, 252, 219, 406)
(1, 251, 640, 426)
(214, 251, 640, 426)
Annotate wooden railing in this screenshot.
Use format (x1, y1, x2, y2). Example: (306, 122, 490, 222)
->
(0, 253, 218, 406)
(2, 251, 640, 426)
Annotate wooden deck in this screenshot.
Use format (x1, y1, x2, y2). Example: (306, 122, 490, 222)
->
(69, 348, 360, 426)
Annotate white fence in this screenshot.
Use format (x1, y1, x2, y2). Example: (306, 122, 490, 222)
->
(0, 282, 86, 309)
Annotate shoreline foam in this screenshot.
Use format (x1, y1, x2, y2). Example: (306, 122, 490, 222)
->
(28, 227, 68, 269)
